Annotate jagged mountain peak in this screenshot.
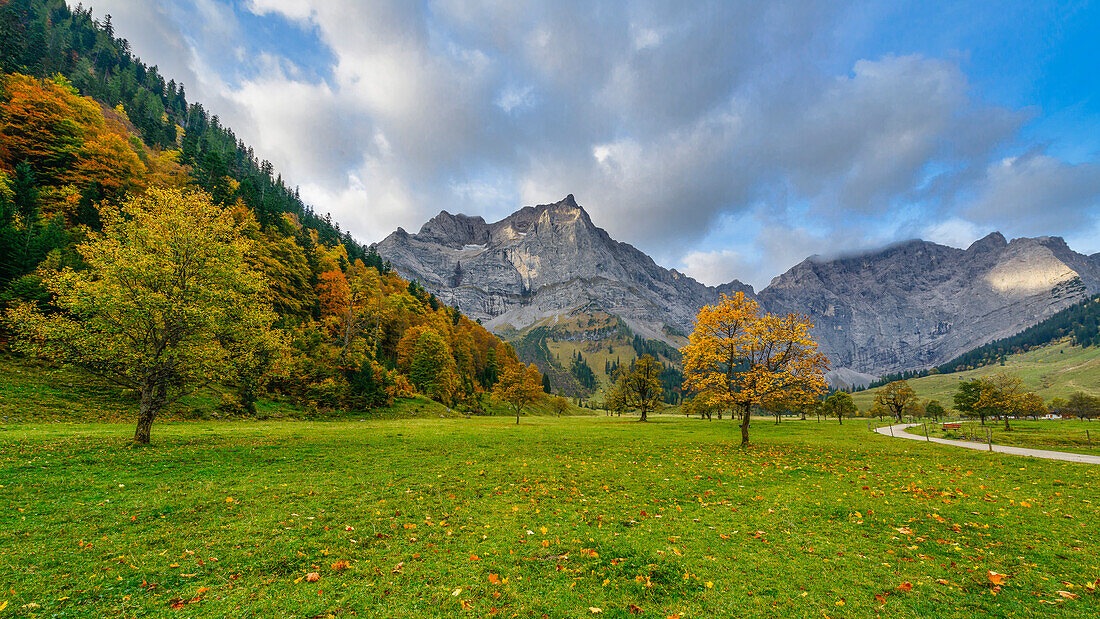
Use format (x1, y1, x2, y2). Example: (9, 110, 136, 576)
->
(968, 231, 1008, 252)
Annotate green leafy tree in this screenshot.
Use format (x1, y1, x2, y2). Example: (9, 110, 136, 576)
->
(824, 391, 857, 424)
(1064, 392, 1100, 421)
(6, 187, 277, 444)
(873, 380, 918, 422)
(924, 400, 946, 421)
(953, 378, 989, 424)
(619, 354, 663, 422)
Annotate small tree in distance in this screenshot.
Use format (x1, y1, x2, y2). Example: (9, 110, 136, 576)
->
(824, 391, 857, 424)
(617, 354, 663, 422)
(550, 395, 570, 417)
(873, 380, 918, 422)
(925, 400, 946, 421)
(492, 362, 545, 424)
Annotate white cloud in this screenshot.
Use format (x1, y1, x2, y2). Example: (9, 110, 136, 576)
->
(82, 0, 1100, 285)
(923, 218, 985, 248)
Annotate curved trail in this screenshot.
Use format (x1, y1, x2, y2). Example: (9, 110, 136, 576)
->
(874, 423, 1100, 464)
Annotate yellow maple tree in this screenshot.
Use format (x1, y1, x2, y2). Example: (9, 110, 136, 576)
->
(682, 292, 829, 444)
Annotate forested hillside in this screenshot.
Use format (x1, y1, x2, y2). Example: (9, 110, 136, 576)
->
(0, 0, 533, 418)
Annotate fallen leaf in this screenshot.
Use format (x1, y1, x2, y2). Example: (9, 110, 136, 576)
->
(1058, 591, 1080, 600)
(629, 604, 642, 614)
(305, 572, 320, 582)
(896, 527, 914, 535)
(588, 607, 602, 614)
(874, 594, 887, 602)
(988, 571, 1008, 586)
(487, 573, 501, 585)
(331, 560, 350, 572)
(897, 582, 913, 592)
(452, 588, 462, 596)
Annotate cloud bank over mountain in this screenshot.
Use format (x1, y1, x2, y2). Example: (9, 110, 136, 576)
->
(86, 0, 1100, 289)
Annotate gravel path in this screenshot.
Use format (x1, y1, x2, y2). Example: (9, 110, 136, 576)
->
(874, 423, 1100, 464)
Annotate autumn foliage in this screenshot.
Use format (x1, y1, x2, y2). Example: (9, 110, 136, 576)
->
(681, 292, 829, 444)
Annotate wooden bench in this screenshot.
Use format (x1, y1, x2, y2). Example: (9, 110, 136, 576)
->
(942, 423, 961, 431)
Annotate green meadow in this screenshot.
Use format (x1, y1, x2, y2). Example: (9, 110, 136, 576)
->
(851, 341, 1100, 413)
(1, 414, 1097, 618)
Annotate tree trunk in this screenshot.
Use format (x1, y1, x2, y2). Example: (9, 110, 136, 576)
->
(516, 405, 520, 424)
(838, 414, 843, 425)
(1003, 415, 1010, 431)
(638, 407, 647, 422)
(134, 378, 166, 444)
(739, 405, 751, 445)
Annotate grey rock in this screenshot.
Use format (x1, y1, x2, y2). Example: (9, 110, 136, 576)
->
(377, 197, 1100, 380)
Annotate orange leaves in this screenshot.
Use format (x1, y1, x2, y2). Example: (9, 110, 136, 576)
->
(330, 560, 350, 572)
(895, 527, 914, 536)
(305, 572, 320, 582)
(896, 582, 913, 593)
(682, 291, 828, 440)
(987, 571, 1008, 586)
(168, 586, 209, 609)
(487, 573, 501, 585)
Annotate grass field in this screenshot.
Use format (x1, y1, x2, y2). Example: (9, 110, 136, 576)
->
(0, 356, 588, 425)
(852, 340, 1100, 412)
(920, 419, 1100, 455)
(1, 414, 1098, 617)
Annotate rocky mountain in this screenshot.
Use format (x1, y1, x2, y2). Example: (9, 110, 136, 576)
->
(758, 233, 1100, 378)
(376, 195, 750, 344)
(376, 196, 1100, 385)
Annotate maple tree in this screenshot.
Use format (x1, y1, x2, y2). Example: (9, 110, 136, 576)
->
(824, 391, 857, 424)
(682, 292, 829, 445)
(6, 187, 278, 443)
(873, 380, 919, 422)
(492, 361, 545, 424)
(613, 354, 663, 422)
(975, 372, 1043, 430)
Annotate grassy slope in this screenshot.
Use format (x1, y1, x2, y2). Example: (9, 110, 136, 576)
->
(0, 416, 1097, 617)
(0, 356, 587, 424)
(852, 340, 1100, 412)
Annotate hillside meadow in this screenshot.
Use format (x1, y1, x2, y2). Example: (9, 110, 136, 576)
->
(851, 341, 1100, 412)
(1, 412, 1097, 617)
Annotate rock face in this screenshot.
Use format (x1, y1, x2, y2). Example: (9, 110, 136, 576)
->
(375, 195, 751, 342)
(377, 196, 1100, 380)
(757, 233, 1097, 376)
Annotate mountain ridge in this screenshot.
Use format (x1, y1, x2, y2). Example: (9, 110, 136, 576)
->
(376, 195, 1100, 382)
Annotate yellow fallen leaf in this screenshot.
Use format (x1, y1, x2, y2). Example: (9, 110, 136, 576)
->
(0, 602, 7, 612)
(1058, 591, 1079, 600)
(705, 581, 714, 589)
(452, 588, 462, 596)
(588, 608, 602, 614)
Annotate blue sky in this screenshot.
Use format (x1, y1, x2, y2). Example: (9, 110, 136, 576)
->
(87, 0, 1100, 289)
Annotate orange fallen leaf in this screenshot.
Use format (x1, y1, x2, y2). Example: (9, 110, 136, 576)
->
(897, 582, 913, 592)
(331, 560, 350, 571)
(487, 573, 501, 585)
(988, 571, 1008, 586)
(874, 593, 887, 602)
(305, 572, 320, 582)
(629, 604, 642, 614)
